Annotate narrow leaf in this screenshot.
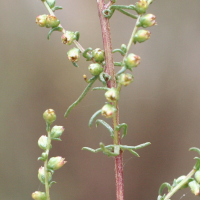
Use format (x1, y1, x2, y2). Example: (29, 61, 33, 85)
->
(47, 27, 63, 40)
(92, 87, 109, 91)
(89, 109, 101, 128)
(82, 147, 102, 153)
(128, 149, 140, 157)
(96, 119, 114, 138)
(64, 76, 98, 118)
(115, 123, 128, 138)
(189, 147, 200, 155)
(158, 183, 172, 195)
(52, 6, 63, 12)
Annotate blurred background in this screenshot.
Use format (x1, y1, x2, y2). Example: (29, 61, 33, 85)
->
(1, 0, 200, 199)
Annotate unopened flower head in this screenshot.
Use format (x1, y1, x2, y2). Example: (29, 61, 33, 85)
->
(134, 30, 151, 43)
(101, 104, 117, 118)
(38, 166, 52, 184)
(46, 15, 60, 28)
(105, 88, 119, 102)
(135, 0, 148, 14)
(38, 135, 48, 150)
(47, 156, 67, 170)
(140, 14, 157, 28)
(36, 15, 47, 27)
(88, 63, 103, 76)
(32, 191, 46, 200)
(118, 73, 134, 86)
(188, 180, 200, 196)
(51, 125, 65, 139)
(67, 48, 81, 62)
(124, 53, 141, 69)
(92, 48, 105, 63)
(43, 109, 56, 125)
(61, 31, 76, 45)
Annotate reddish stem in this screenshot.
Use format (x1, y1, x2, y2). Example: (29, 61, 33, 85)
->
(97, 1, 124, 200)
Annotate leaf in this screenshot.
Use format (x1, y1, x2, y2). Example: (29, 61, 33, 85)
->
(52, 6, 63, 12)
(92, 87, 109, 91)
(47, 27, 63, 40)
(115, 123, 128, 138)
(158, 183, 172, 195)
(96, 119, 114, 138)
(189, 147, 200, 155)
(89, 109, 101, 128)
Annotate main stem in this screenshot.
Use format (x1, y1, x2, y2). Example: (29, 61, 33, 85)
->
(97, 1, 124, 200)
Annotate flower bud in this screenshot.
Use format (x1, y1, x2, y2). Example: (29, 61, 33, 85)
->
(88, 63, 103, 76)
(195, 170, 200, 183)
(38, 135, 48, 150)
(36, 15, 47, 27)
(134, 30, 151, 43)
(105, 88, 119, 102)
(140, 14, 156, 28)
(101, 104, 117, 118)
(124, 53, 141, 69)
(50, 126, 65, 139)
(61, 31, 76, 45)
(67, 48, 81, 62)
(135, 0, 148, 14)
(43, 109, 56, 125)
(92, 48, 105, 63)
(46, 0, 55, 9)
(189, 180, 200, 196)
(118, 73, 134, 86)
(32, 191, 46, 200)
(47, 156, 66, 170)
(38, 166, 52, 184)
(46, 15, 60, 28)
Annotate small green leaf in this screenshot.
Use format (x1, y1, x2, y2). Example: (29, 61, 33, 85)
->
(75, 31, 80, 41)
(190, 147, 200, 155)
(115, 123, 128, 138)
(38, 157, 45, 161)
(89, 109, 101, 128)
(96, 119, 114, 138)
(194, 157, 200, 170)
(128, 149, 139, 157)
(99, 72, 111, 86)
(51, 138, 62, 141)
(47, 27, 63, 40)
(158, 182, 172, 195)
(82, 147, 102, 153)
(92, 87, 109, 91)
(49, 181, 56, 187)
(52, 6, 63, 12)
(82, 47, 93, 61)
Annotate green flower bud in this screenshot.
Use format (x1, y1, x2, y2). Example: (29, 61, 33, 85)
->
(92, 48, 105, 63)
(118, 73, 134, 86)
(46, 15, 60, 28)
(195, 170, 200, 183)
(46, 0, 55, 9)
(61, 31, 76, 45)
(47, 156, 66, 170)
(105, 88, 119, 102)
(140, 14, 156, 28)
(32, 191, 46, 200)
(67, 48, 81, 62)
(101, 104, 117, 118)
(38, 166, 52, 184)
(124, 53, 141, 69)
(134, 30, 151, 43)
(50, 126, 65, 139)
(88, 63, 103, 76)
(43, 109, 56, 125)
(135, 0, 148, 14)
(189, 180, 200, 196)
(36, 15, 47, 27)
(38, 135, 48, 150)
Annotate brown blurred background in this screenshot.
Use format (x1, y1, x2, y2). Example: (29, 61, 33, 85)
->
(1, 0, 200, 199)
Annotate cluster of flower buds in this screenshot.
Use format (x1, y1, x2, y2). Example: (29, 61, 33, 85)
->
(33, 109, 66, 200)
(36, 15, 60, 28)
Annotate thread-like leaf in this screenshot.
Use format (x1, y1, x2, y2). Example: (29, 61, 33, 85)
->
(99, 72, 111, 86)
(113, 49, 125, 56)
(92, 87, 109, 91)
(82, 147, 102, 153)
(52, 6, 63, 11)
(189, 147, 200, 155)
(115, 123, 128, 138)
(47, 27, 63, 40)
(64, 76, 98, 118)
(96, 119, 114, 138)
(82, 47, 93, 61)
(89, 109, 101, 128)
(128, 149, 139, 157)
(194, 157, 200, 170)
(158, 183, 172, 195)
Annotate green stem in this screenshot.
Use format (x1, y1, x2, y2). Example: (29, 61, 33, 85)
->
(44, 123, 51, 200)
(164, 169, 196, 200)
